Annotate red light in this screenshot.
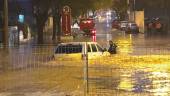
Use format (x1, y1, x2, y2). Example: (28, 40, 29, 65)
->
(92, 35, 96, 42)
(87, 20, 92, 23)
(92, 30, 96, 34)
(82, 21, 87, 23)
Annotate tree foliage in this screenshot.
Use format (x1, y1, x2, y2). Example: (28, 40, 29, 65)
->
(112, 0, 128, 20)
(31, 0, 51, 44)
(59, 0, 113, 18)
(92, 0, 113, 10)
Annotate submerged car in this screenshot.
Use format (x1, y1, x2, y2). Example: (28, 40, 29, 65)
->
(53, 42, 110, 60)
(125, 23, 139, 34)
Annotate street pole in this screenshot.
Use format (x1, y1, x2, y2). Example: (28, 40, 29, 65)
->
(127, 0, 130, 21)
(84, 42, 89, 96)
(3, 0, 9, 47)
(134, 0, 136, 22)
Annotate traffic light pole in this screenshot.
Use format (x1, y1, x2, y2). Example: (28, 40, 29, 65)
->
(3, 0, 9, 47)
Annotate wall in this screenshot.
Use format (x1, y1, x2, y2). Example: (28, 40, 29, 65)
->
(135, 11, 145, 33)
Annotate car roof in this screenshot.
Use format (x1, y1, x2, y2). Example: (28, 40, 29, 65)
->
(58, 42, 98, 46)
(80, 18, 94, 21)
(121, 21, 128, 23)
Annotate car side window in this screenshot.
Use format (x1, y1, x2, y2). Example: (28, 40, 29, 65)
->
(88, 45, 91, 52)
(55, 45, 82, 54)
(96, 44, 103, 52)
(91, 44, 97, 52)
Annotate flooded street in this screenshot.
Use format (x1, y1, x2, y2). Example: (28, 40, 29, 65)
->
(1, 49, 170, 96)
(0, 21, 170, 96)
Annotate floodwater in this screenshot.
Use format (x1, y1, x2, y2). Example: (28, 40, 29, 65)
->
(0, 20, 170, 96)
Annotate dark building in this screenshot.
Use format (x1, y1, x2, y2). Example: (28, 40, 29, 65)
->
(0, 0, 3, 43)
(135, 0, 170, 33)
(135, 0, 169, 18)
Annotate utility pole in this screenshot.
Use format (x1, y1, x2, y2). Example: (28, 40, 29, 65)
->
(3, 0, 9, 46)
(127, 0, 130, 21)
(2, 0, 9, 72)
(133, 0, 136, 22)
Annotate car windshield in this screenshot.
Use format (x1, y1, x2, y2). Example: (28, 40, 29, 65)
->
(96, 44, 104, 52)
(121, 22, 128, 26)
(55, 44, 82, 54)
(131, 24, 137, 26)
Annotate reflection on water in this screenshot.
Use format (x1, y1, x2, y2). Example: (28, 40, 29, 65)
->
(118, 69, 170, 96)
(116, 34, 133, 54)
(150, 72, 170, 96)
(132, 71, 152, 93)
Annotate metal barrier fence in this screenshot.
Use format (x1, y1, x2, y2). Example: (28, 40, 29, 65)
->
(0, 45, 170, 96)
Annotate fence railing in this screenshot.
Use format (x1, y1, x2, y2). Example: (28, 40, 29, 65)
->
(0, 45, 170, 96)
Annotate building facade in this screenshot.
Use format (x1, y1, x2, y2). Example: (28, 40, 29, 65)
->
(135, 0, 170, 33)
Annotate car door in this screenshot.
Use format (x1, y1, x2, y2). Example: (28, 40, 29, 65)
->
(87, 43, 103, 59)
(96, 44, 110, 56)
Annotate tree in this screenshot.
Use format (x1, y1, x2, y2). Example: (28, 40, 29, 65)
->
(112, 0, 128, 20)
(32, 0, 51, 44)
(93, 0, 113, 10)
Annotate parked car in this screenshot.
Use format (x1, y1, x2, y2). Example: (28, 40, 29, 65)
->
(125, 22, 139, 34)
(53, 42, 110, 60)
(79, 18, 95, 30)
(120, 21, 129, 31)
(79, 18, 96, 36)
(112, 20, 120, 29)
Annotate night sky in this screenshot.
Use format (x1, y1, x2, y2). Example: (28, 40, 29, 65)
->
(8, 0, 32, 15)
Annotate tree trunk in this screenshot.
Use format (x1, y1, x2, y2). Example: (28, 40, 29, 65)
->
(52, 15, 56, 41)
(56, 12, 61, 43)
(36, 14, 48, 44)
(37, 23, 44, 44)
(37, 16, 45, 44)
